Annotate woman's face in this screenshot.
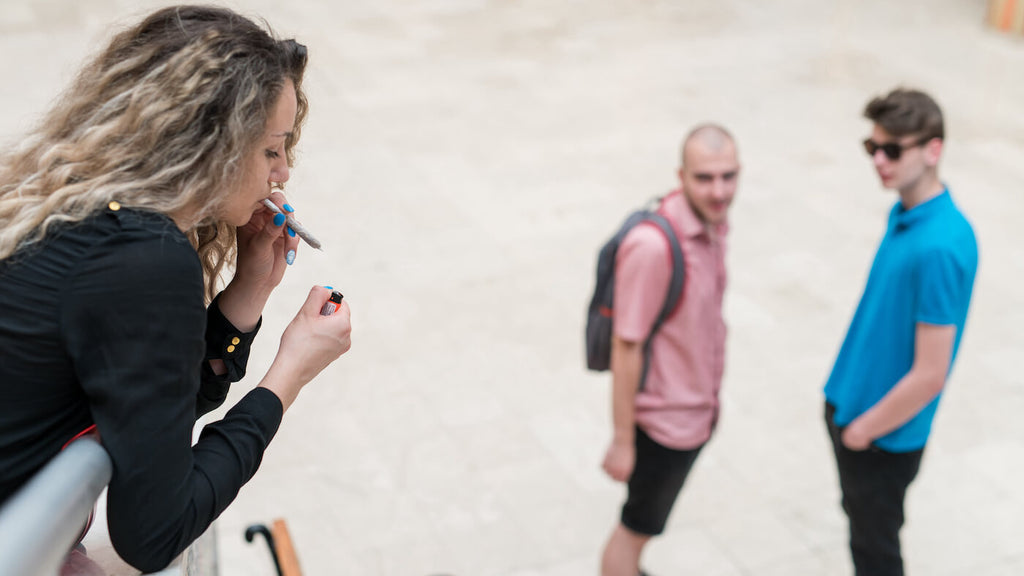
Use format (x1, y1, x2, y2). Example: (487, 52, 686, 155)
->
(221, 79, 298, 227)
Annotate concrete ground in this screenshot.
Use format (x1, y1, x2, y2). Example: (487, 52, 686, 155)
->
(2, 0, 1023, 574)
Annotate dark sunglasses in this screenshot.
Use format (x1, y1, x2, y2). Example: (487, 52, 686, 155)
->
(862, 136, 931, 161)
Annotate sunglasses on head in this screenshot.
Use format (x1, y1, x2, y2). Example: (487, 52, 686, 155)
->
(862, 136, 931, 161)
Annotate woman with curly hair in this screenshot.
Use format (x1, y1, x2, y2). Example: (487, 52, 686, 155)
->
(0, 5, 351, 571)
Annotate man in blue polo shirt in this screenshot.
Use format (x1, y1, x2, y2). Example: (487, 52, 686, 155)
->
(824, 88, 978, 576)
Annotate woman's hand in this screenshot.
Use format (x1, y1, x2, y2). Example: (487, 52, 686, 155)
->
(259, 286, 352, 411)
(219, 191, 300, 331)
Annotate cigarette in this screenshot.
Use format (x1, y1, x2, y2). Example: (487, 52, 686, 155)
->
(261, 198, 323, 250)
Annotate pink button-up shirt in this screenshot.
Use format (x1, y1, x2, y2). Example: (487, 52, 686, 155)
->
(613, 191, 728, 450)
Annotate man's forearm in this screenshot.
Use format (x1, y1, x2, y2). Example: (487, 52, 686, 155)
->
(851, 369, 945, 441)
(850, 323, 954, 444)
(610, 337, 644, 443)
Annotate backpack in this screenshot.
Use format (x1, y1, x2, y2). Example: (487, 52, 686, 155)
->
(585, 196, 685, 391)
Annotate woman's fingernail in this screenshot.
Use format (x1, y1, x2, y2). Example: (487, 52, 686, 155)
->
(286, 250, 296, 265)
(287, 226, 296, 237)
(273, 213, 286, 226)
(324, 286, 334, 290)
(283, 204, 294, 213)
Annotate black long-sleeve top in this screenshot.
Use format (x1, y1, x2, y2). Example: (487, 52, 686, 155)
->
(0, 205, 283, 572)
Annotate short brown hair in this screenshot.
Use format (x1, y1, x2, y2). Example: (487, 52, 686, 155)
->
(863, 88, 944, 141)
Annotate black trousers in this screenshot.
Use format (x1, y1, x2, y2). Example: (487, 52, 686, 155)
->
(825, 402, 924, 576)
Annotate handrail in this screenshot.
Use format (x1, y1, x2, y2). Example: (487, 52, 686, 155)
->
(0, 437, 112, 576)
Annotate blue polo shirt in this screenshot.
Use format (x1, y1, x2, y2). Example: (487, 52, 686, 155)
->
(824, 189, 977, 452)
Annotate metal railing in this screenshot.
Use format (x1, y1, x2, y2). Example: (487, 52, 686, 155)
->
(0, 436, 219, 576)
(0, 437, 112, 576)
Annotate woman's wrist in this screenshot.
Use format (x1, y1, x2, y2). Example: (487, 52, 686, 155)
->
(218, 279, 272, 332)
(258, 359, 302, 413)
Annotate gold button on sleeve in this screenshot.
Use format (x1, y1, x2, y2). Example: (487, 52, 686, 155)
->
(108, 201, 121, 211)
(226, 345, 236, 353)
(231, 337, 241, 345)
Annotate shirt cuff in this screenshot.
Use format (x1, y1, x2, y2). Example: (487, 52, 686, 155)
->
(231, 387, 285, 444)
(204, 292, 262, 383)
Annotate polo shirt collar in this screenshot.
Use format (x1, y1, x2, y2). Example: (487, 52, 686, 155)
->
(891, 188, 951, 231)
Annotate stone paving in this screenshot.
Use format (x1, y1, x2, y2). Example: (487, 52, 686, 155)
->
(2, 1, 1023, 574)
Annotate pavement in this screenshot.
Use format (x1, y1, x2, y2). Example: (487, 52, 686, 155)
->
(2, 1, 1023, 575)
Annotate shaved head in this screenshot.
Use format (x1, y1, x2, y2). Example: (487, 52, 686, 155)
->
(681, 124, 736, 168)
(676, 123, 740, 225)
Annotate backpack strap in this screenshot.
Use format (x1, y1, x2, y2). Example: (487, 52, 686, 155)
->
(637, 211, 685, 392)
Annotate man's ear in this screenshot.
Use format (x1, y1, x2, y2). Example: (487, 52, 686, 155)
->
(676, 167, 686, 184)
(924, 137, 944, 167)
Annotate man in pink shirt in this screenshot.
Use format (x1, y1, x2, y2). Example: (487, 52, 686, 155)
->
(601, 124, 739, 576)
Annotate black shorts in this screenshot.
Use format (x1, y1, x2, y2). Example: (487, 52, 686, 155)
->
(620, 426, 704, 536)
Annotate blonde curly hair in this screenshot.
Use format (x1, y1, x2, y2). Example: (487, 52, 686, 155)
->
(0, 5, 309, 302)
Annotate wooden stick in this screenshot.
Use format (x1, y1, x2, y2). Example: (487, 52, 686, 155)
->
(271, 518, 303, 576)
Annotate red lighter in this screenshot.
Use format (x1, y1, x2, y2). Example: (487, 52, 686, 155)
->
(320, 290, 343, 316)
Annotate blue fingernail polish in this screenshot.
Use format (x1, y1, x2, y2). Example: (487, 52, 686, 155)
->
(288, 226, 296, 237)
(273, 213, 286, 226)
(325, 286, 334, 290)
(286, 250, 295, 265)
(283, 204, 294, 213)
